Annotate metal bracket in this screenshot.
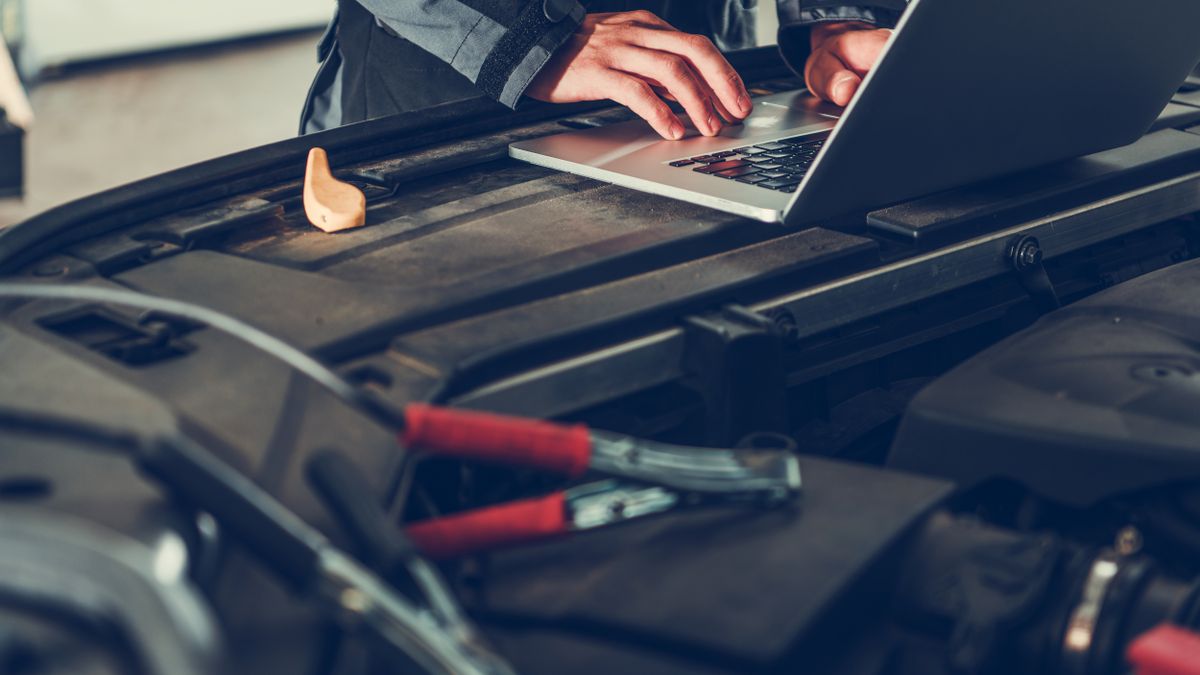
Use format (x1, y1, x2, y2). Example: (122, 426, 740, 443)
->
(565, 480, 680, 531)
(681, 304, 788, 446)
(588, 431, 802, 500)
(1007, 235, 1061, 314)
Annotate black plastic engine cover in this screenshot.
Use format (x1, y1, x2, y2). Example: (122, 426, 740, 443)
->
(890, 257, 1200, 506)
(472, 456, 953, 674)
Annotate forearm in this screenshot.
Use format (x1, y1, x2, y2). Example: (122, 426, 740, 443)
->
(352, 0, 586, 108)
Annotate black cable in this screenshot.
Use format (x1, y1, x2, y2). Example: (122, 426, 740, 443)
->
(306, 450, 417, 574)
(0, 404, 511, 675)
(0, 403, 326, 589)
(0, 407, 140, 455)
(0, 283, 406, 430)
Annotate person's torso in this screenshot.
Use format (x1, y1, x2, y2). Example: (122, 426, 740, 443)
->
(307, 0, 757, 130)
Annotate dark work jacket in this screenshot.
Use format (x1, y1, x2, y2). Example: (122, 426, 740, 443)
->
(299, 0, 907, 133)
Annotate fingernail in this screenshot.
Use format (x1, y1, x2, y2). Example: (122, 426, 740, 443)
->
(669, 121, 685, 140)
(706, 114, 718, 135)
(738, 95, 751, 116)
(834, 77, 856, 105)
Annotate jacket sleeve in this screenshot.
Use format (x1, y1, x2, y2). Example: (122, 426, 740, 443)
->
(776, 0, 909, 76)
(351, 0, 586, 109)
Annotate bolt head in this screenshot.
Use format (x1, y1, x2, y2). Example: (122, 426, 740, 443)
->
(339, 588, 371, 617)
(1115, 526, 1143, 556)
(1018, 244, 1042, 266)
(32, 264, 68, 277)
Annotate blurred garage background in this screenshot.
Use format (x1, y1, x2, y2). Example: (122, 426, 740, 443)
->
(0, 0, 334, 226)
(0, 1, 782, 228)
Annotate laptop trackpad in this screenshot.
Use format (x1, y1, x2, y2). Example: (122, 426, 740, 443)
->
(760, 91, 843, 118)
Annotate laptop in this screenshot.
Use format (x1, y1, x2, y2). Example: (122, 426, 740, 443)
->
(511, 0, 1200, 225)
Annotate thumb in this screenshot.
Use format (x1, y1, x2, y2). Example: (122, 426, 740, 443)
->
(829, 71, 862, 106)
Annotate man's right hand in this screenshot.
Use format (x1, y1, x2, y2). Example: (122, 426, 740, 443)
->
(804, 22, 893, 106)
(525, 11, 753, 140)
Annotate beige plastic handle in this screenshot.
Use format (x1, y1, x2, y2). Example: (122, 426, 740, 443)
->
(303, 147, 367, 233)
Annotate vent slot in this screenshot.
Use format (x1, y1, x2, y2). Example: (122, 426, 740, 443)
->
(40, 308, 198, 367)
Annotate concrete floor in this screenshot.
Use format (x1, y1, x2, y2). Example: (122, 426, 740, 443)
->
(0, 30, 321, 226)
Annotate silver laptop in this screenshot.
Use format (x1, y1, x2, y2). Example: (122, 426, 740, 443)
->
(511, 0, 1200, 225)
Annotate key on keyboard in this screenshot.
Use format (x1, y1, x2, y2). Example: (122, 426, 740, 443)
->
(671, 134, 827, 192)
(694, 160, 752, 174)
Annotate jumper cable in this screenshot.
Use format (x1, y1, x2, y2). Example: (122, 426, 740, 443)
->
(397, 404, 801, 559)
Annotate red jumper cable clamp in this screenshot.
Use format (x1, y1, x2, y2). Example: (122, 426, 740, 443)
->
(1128, 624, 1200, 675)
(398, 404, 803, 559)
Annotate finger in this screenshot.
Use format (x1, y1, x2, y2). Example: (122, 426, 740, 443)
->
(699, 76, 739, 124)
(631, 29, 752, 119)
(649, 85, 677, 103)
(602, 71, 685, 140)
(823, 28, 892, 75)
(645, 75, 737, 123)
(804, 48, 862, 106)
(601, 9, 676, 31)
(618, 46, 722, 136)
(647, 83, 735, 123)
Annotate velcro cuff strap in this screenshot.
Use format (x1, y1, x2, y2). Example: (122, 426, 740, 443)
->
(476, 0, 559, 102)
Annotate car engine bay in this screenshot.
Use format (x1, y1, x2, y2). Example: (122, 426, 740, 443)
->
(4, 53, 1200, 675)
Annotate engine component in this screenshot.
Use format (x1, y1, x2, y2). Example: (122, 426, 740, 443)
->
(890, 257, 1200, 506)
(0, 511, 223, 675)
(1127, 625, 1200, 675)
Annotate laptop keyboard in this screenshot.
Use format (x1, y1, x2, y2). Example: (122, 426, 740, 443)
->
(668, 133, 828, 194)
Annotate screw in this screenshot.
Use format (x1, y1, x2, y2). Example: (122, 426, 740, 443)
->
(1115, 526, 1143, 556)
(764, 486, 790, 505)
(195, 512, 218, 539)
(622, 448, 641, 466)
(1018, 242, 1042, 267)
(1009, 236, 1044, 269)
(767, 309, 799, 340)
(339, 588, 371, 623)
(31, 264, 67, 277)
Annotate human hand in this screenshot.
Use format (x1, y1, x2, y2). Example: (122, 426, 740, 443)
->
(804, 22, 893, 106)
(525, 11, 753, 140)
